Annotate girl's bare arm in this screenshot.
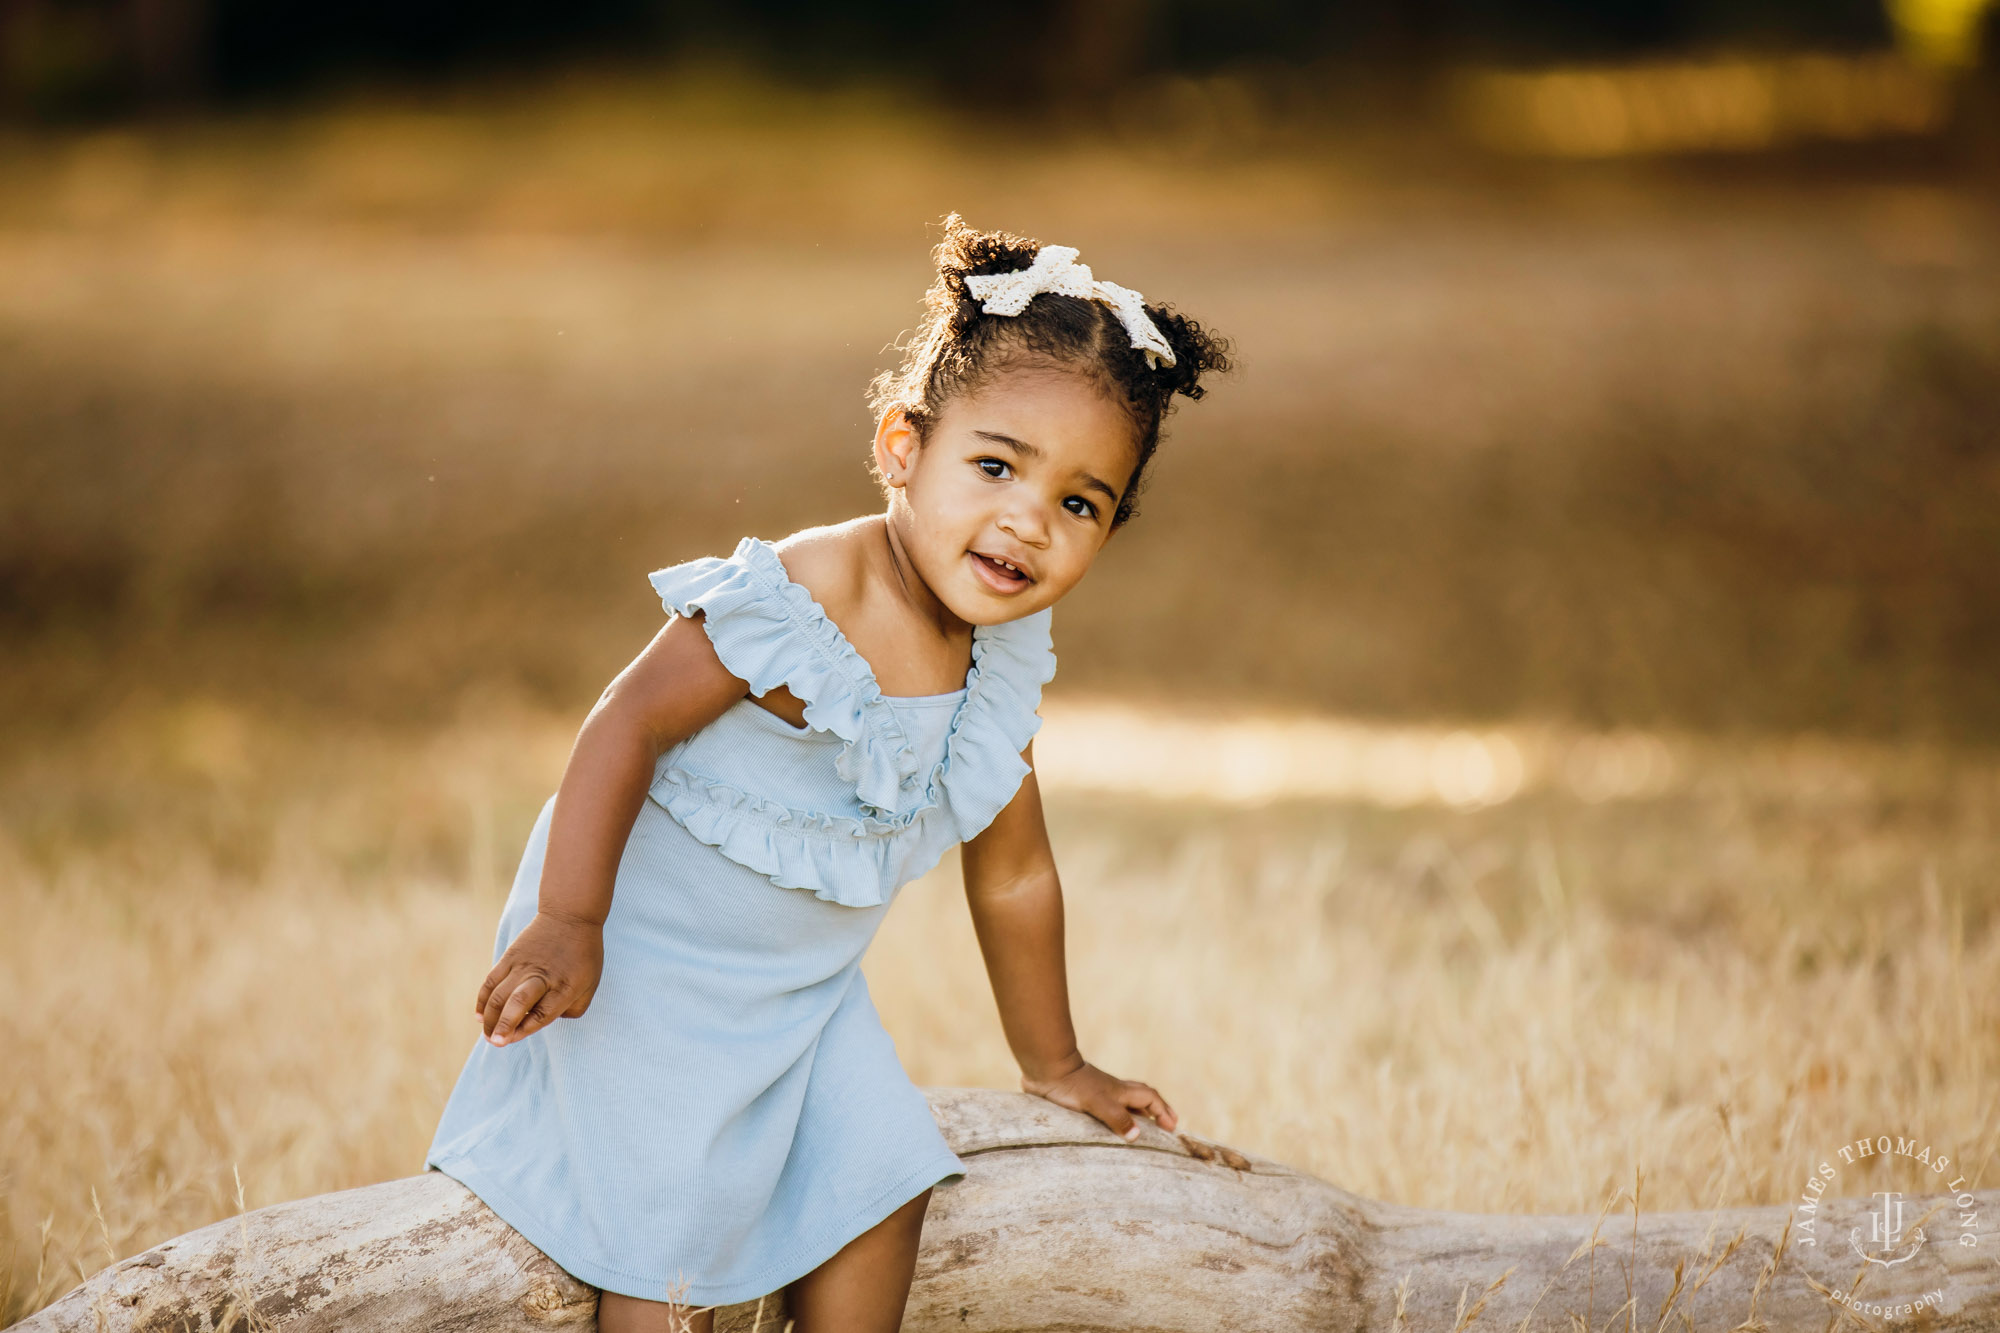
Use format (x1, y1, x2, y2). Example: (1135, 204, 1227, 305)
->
(478, 610, 747, 1046)
(959, 742, 1179, 1140)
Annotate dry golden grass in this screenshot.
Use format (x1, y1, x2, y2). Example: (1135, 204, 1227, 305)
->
(5, 696, 1998, 1324)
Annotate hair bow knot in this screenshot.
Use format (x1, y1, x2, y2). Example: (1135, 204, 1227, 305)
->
(963, 245, 1177, 369)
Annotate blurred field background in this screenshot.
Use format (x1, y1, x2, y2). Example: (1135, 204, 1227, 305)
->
(7, 0, 2000, 1323)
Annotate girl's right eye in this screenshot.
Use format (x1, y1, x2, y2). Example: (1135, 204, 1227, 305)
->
(975, 458, 1012, 480)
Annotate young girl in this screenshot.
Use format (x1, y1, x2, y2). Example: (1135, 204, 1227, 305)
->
(425, 216, 1231, 1332)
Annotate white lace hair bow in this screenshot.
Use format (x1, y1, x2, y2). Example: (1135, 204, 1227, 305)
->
(962, 245, 1177, 369)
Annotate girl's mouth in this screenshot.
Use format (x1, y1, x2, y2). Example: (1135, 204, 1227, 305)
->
(970, 551, 1032, 593)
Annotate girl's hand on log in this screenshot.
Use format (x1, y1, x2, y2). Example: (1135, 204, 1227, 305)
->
(1022, 1058, 1178, 1142)
(476, 911, 604, 1047)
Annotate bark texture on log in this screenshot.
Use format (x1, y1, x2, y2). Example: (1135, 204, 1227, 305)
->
(18, 1086, 1997, 1331)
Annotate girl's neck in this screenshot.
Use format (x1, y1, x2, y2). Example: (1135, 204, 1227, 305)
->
(876, 511, 973, 647)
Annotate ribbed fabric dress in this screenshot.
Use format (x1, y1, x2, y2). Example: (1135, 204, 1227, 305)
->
(425, 535, 1058, 1307)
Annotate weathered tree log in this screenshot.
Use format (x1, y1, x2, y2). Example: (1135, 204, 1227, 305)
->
(20, 1087, 1996, 1331)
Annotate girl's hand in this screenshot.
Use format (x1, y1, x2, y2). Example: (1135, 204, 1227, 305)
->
(1022, 1058, 1178, 1142)
(476, 911, 605, 1047)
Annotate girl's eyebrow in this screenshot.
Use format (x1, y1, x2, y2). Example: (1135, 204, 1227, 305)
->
(973, 430, 1120, 505)
(973, 429, 1044, 459)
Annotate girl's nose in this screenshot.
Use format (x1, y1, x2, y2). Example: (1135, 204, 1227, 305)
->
(997, 505, 1051, 547)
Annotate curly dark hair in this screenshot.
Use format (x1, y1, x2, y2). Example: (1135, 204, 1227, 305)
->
(867, 214, 1232, 530)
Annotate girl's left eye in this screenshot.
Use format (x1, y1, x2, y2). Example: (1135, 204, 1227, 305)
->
(1064, 496, 1098, 520)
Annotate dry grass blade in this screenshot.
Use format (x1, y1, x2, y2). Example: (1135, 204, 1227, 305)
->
(1452, 1266, 1516, 1331)
(1802, 1273, 1872, 1333)
(1583, 1186, 1621, 1331)
(1749, 1212, 1792, 1318)
(1593, 1296, 1637, 1332)
(32, 1216, 54, 1316)
(1647, 1255, 1687, 1333)
(1514, 1223, 1604, 1333)
(658, 1273, 719, 1333)
(84, 1193, 111, 1273)
(1687, 1225, 1748, 1300)
(1625, 1165, 1644, 1333)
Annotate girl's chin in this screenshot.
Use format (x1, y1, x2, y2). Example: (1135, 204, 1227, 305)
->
(946, 581, 1045, 627)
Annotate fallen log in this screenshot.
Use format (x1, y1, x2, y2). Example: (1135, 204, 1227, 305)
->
(19, 1087, 1996, 1331)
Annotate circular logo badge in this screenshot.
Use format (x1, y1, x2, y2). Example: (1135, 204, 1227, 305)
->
(1792, 1133, 1982, 1321)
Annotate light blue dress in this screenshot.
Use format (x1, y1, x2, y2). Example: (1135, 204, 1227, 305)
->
(426, 535, 1058, 1306)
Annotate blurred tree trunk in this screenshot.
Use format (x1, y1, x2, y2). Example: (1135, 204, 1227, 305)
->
(130, 0, 206, 103)
(1041, 0, 1152, 105)
(0, 0, 205, 116)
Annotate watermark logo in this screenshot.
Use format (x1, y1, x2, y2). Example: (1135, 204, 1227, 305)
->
(1792, 1134, 1980, 1319)
(1795, 1134, 1977, 1252)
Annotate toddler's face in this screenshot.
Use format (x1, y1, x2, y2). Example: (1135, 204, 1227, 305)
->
(877, 366, 1138, 626)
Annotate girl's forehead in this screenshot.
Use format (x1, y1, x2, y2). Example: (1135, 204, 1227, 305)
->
(946, 366, 1141, 458)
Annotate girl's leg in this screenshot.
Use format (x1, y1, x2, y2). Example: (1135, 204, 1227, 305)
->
(597, 1292, 715, 1333)
(784, 1186, 934, 1333)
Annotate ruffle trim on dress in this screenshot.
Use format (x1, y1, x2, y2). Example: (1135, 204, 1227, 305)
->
(650, 767, 961, 907)
(644, 536, 1058, 907)
(926, 604, 1058, 844)
(649, 537, 916, 816)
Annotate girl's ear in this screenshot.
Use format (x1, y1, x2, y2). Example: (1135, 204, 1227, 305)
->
(873, 409, 920, 487)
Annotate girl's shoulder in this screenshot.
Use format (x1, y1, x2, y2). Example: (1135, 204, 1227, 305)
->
(642, 521, 876, 689)
(645, 533, 817, 683)
(761, 519, 874, 641)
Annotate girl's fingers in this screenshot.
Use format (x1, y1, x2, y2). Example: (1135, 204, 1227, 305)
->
(481, 966, 528, 1038)
(475, 961, 506, 1016)
(1092, 1089, 1141, 1140)
(491, 975, 551, 1045)
(1130, 1083, 1176, 1129)
(1114, 1083, 1174, 1136)
(1027, 1068, 1174, 1140)
(511, 986, 566, 1041)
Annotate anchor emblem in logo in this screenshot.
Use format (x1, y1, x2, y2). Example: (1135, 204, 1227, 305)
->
(1850, 1191, 1927, 1267)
